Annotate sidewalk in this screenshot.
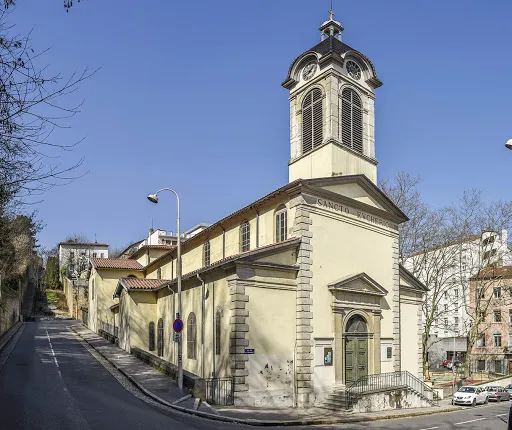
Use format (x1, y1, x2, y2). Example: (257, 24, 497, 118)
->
(71, 325, 213, 414)
(214, 399, 459, 424)
(72, 323, 462, 426)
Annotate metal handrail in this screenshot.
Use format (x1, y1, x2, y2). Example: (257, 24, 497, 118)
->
(346, 371, 436, 407)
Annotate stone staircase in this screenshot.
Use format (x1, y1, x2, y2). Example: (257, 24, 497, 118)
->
(320, 388, 353, 411)
(319, 371, 437, 412)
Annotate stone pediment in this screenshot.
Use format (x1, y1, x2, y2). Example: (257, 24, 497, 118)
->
(328, 273, 388, 296)
(302, 175, 408, 224)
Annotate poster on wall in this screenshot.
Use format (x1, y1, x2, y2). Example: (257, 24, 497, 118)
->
(324, 347, 333, 366)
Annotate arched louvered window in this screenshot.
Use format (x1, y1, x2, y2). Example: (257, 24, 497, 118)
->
(341, 88, 364, 154)
(240, 221, 250, 252)
(275, 206, 287, 242)
(203, 241, 210, 266)
(157, 318, 164, 356)
(149, 321, 155, 351)
(302, 88, 323, 154)
(187, 313, 197, 360)
(215, 309, 222, 356)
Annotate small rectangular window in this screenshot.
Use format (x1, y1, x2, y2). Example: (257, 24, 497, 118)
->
(386, 347, 392, 359)
(494, 334, 502, 347)
(477, 334, 486, 347)
(454, 289, 459, 298)
(494, 287, 502, 298)
(93, 253, 97, 258)
(70, 251, 75, 259)
(494, 311, 502, 323)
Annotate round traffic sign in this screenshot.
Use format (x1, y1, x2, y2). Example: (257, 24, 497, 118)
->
(173, 318, 184, 333)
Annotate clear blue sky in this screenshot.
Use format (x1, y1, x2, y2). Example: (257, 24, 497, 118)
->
(10, 0, 512, 250)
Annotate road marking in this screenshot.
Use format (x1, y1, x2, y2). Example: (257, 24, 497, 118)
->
(496, 413, 508, 417)
(45, 328, 63, 379)
(420, 427, 439, 430)
(454, 417, 486, 425)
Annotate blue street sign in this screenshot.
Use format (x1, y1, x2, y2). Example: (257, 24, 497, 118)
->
(173, 318, 184, 333)
(244, 348, 255, 354)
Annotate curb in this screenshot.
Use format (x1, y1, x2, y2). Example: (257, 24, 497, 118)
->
(0, 322, 24, 353)
(71, 325, 465, 426)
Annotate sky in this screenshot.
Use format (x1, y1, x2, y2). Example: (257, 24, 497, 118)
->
(8, 0, 512, 251)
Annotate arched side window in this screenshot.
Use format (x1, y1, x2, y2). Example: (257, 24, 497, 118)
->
(341, 88, 363, 154)
(187, 313, 197, 360)
(275, 206, 288, 243)
(302, 88, 323, 154)
(149, 321, 155, 352)
(215, 309, 223, 356)
(157, 318, 164, 356)
(157, 267, 162, 280)
(240, 221, 250, 252)
(203, 241, 210, 267)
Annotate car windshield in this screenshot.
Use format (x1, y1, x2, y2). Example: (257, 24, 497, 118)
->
(458, 387, 476, 393)
(486, 387, 498, 391)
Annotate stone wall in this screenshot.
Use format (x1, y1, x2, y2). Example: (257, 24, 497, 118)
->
(63, 277, 88, 319)
(352, 388, 431, 413)
(0, 287, 20, 336)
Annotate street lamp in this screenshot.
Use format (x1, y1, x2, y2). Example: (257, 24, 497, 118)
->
(147, 188, 183, 391)
(505, 139, 512, 151)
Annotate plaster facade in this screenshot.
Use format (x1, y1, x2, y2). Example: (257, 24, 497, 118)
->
(86, 13, 427, 409)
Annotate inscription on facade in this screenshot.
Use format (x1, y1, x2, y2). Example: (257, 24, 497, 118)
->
(316, 198, 391, 228)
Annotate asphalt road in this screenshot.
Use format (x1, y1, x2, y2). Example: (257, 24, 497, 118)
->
(0, 319, 243, 430)
(1, 319, 511, 430)
(308, 402, 512, 430)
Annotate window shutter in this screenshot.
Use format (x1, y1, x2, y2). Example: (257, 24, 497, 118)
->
(341, 88, 364, 154)
(302, 89, 322, 154)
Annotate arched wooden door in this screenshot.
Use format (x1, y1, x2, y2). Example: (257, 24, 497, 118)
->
(345, 315, 368, 384)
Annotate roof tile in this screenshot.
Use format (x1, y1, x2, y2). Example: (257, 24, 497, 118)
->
(92, 258, 143, 270)
(120, 278, 171, 290)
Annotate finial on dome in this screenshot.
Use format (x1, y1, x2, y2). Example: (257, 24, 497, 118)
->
(320, 1, 344, 41)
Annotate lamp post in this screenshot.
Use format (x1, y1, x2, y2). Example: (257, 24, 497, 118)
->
(147, 188, 183, 391)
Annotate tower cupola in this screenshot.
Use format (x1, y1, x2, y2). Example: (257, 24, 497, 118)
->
(282, 10, 383, 184)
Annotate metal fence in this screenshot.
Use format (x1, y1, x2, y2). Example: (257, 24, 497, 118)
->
(205, 377, 234, 406)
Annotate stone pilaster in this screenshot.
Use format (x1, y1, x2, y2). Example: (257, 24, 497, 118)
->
(229, 279, 250, 404)
(292, 199, 314, 407)
(392, 235, 401, 371)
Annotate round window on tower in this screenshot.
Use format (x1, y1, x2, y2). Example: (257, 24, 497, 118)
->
(346, 61, 361, 80)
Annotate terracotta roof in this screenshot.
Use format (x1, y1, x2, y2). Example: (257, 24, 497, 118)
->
(471, 266, 512, 280)
(59, 241, 109, 247)
(91, 258, 143, 270)
(128, 244, 176, 260)
(119, 278, 171, 291)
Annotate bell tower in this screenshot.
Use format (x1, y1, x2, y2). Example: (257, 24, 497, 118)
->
(282, 11, 383, 184)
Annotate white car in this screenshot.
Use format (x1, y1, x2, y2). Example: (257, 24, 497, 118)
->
(452, 386, 488, 406)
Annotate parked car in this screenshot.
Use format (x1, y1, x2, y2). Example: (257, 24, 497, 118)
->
(452, 386, 488, 406)
(484, 386, 511, 402)
(505, 384, 512, 396)
(443, 359, 463, 369)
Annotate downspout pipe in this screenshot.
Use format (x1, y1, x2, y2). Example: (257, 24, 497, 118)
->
(168, 285, 176, 363)
(197, 274, 205, 379)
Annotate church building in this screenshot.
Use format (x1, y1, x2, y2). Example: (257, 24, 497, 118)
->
(87, 11, 427, 409)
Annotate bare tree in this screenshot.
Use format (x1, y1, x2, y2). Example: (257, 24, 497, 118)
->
(382, 174, 512, 377)
(0, 6, 95, 205)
